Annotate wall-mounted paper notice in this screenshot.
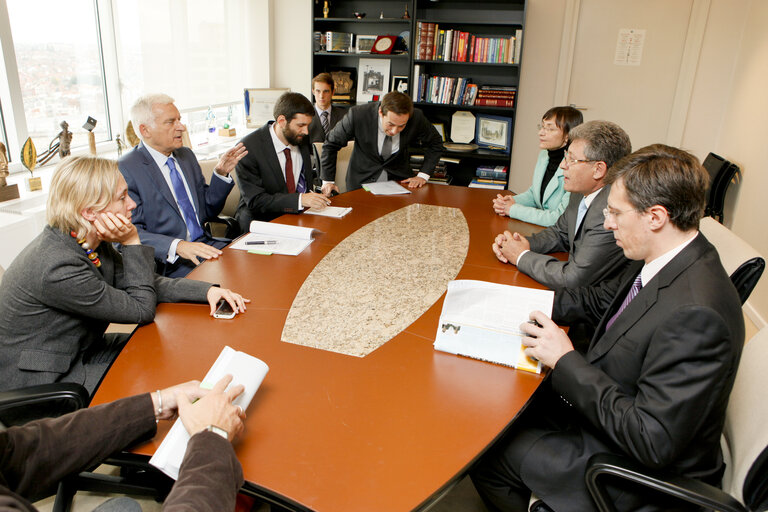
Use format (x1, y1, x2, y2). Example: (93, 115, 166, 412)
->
(614, 28, 646, 66)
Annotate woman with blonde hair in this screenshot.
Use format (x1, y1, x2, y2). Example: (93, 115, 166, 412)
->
(0, 156, 248, 395)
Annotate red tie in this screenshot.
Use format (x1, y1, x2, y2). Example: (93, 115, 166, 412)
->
(283, 148, 295, 193)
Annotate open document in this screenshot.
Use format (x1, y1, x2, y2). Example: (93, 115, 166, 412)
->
(433, 280, 555, 374)
(362, 181, 412, 195)
(150, 346, 269, 479)
(230, 220, 315, 255)
(303, 205, 353, 218)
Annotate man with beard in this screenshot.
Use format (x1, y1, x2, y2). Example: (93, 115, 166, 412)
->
(235, 92, 330, 230)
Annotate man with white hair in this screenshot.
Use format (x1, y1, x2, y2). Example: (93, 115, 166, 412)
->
(119, 93, 247, 277)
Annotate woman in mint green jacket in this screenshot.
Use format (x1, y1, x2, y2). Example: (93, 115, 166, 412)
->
(493, 106, 583, 226)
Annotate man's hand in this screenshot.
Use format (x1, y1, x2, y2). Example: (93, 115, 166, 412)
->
(94, 212, 140, 245)
(401, 176, 427, 189)
(519, 311, 574, 369)
(493, 231, 530, 266)
(153, 380, 206, 421)
(176, 241, 223, 265)
(301, 192, 332, 210)
(214, 142, 248, 176)
(321, 183, 340, 197)
(206, 287, 249, 316)
(492, 194, 515, 216)
(492, 231, 511, 263)
(176, 375, 246, 441)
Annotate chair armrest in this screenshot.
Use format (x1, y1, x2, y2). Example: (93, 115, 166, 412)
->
(585, 453, 746, 512)
(206, 215, 241, 240)
(0, 383, 89, 428)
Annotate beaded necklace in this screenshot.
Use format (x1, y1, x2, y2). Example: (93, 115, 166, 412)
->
(70, 231, 102, 267)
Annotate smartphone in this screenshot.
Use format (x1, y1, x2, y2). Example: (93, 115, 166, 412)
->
(213, 299, 236, 319)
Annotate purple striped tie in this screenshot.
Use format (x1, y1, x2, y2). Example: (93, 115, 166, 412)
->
(605, 274, 643, 331)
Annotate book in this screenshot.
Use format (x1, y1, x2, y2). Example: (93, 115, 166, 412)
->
(230, 220, 315, 255)
(476, 168, 509, 180)
(150, 346, 269, 479)
(474, 98, 515, 107)
(434, 280, 554, 373)
(428, 175, 453, 186)
(468, 178, 506, 189)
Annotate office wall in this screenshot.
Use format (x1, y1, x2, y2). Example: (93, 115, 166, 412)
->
(272, 0, 313, 97)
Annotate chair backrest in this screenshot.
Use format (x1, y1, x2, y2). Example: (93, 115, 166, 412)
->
(699, 217, 765, 304)
(0, 263, 4, 286)
(702, 152, 740, 223)
(314, 141, 354, 194)
(721, 327, 768, 509)
(199, 158, 240, 217)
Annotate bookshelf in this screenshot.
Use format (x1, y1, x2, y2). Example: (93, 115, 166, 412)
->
(311, 0, 527, 187)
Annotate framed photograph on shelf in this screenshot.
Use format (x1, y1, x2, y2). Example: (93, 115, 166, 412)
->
(392, 75, 408, 94)
(357, 58, 390, 103)
(356, 35, 377, 53)
(475, 114, 512, 153)
(244, 88, 290, 128)
(432, 123, 446, 141)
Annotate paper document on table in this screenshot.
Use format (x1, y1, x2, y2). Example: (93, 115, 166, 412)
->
(433, 280, 554, 373)
(303, 206, 353, 218)
(229, 220, 315, 255)
(150, 346, 269, 480)
(362, 181, 412, 195)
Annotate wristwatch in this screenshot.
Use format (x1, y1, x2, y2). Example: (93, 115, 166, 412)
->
(205, 424, 229, 440)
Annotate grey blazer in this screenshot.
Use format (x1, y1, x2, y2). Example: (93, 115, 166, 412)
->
(0, 226, 211, 391)
(517, 186, 630, 291)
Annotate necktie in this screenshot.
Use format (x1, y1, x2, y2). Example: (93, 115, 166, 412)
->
(166, 158, 203, 241)
(381, 135, 392, 160)
(321, 111, 330, 136)
(575, 198, 588, 233)
(284, 148, 296, 193)
(605, 274, 643, 330)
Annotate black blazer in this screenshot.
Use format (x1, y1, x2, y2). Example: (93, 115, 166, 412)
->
(235, 121, 315, 231)
(308, 105, 347, 143)
(320, 102, 443, 191)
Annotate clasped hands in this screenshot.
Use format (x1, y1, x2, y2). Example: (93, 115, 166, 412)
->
(492, 230, 530, 265)
(492, 193, 515, 216)
(520, 311, 574, 369)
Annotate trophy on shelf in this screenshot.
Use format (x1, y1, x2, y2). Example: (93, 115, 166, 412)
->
(0, 141, 20, 202)
(83, 116, 97, 155)
(36, 120, 73, 166)
(20, 137, 42, 192)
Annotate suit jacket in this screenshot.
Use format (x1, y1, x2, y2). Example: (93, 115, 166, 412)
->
(118, 142, 233, 265)
(308, 105, 347, 143)
(320, 102, 444, 191)
(508, 149, 570, 227)
(514, 234, 744, 511)
(0, 226, 211, 392)
(0, 394, 243, 510)
(518, 186, 630, 291)
(235, 121, 315, 230)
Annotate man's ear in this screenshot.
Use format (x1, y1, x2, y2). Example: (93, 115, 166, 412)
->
(81, 207, 97, 222)
(647, 204, 669, 231)
(592, 161, 608, 181)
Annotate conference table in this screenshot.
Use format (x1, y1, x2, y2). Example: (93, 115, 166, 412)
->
(92, 185, 556, 512)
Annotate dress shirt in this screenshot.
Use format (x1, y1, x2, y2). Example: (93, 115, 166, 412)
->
(515, 187, 604, 266)
(639, 231, 698, 286)
(376, 116, 430, 183)
(144, 143, 232, 263)
(315, 105, 331, 120)
(269, 122, 304, 210)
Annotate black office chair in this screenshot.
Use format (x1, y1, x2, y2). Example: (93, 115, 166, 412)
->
(702, 152, 740, 224)
(585, 327, 768, 512)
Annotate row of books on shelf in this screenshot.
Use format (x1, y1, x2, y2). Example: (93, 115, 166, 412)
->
(469, 165, 508, 189)
(412, 67, 517, 107)
(416, 22, 522, 64)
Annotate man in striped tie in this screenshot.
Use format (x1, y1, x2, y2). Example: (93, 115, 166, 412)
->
(308, 73, 347, 143)
(473, 144, 744, 512)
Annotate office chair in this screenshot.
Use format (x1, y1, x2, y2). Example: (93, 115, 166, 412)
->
(585, 326, 768, 512)
(703, 152, 740, 224)
(313, 141, 354, 194)
(699, 217, 765, 304)
(199, 157, 241, 239)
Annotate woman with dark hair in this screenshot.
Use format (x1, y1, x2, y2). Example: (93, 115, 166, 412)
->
(492, 106, 583, 226)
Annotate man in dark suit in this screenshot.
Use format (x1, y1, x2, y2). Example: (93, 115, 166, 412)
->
(320, 91, 443, 193)
(308, 72, 347, 143)
(493, 121, 632, 291)
(235, 92, 330, 231)
(472, 144, 745, 512)
(119, 93, 247, 277)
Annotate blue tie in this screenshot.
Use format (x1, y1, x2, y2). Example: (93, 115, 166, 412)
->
(605, 274, 643, 330)
(166, 157, 204, 241)
(575, 198, 588, 232)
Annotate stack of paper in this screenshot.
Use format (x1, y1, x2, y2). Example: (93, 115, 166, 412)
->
(304, 205, 353, 218)
(230, 221, 315, 255)
(433, 280, 554, 373)
(150, 346, 269, 479)
(362, 181, 412, 195)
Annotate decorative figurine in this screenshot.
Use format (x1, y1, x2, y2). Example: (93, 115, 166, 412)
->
(402, 4, 410, 19)
(20, 137, 42, 192)
(353, 12, 366, 19)
(36, 120, 73, 166)
(125, 121, 140, 147)
(0, 141, 20, 202)
(380, 10, 384, 19)
(323, 0, 329, 18)
(115, 134, 126, 158)
(83, 116, 97, 155)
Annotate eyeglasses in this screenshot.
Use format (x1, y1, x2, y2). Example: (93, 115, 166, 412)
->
(537, 123, 560, 133)
(602, 207, 637, 220)
(563, 154, 597, 166)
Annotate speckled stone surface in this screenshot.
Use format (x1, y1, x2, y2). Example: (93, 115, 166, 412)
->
(282, 204, 469, 357)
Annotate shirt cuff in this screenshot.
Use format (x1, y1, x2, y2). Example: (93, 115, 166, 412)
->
(167, 239, 182, 263)
(516, 249, 530, 267)
(417, 172, 430, 181)
(322, 180, 335, 186)
(212, 171, 233, 184)
(298, 194, 304, 211)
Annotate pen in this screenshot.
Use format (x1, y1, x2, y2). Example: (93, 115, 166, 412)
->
(246, 240, 278, 245)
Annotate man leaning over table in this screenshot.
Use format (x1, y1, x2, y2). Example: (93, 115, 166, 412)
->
(0, 375, 247, 511)
(320, 91, 443, 194)
(492, 120, 632, 292)
(472, 144, 744, 512)
(119, 93, 247, 278)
